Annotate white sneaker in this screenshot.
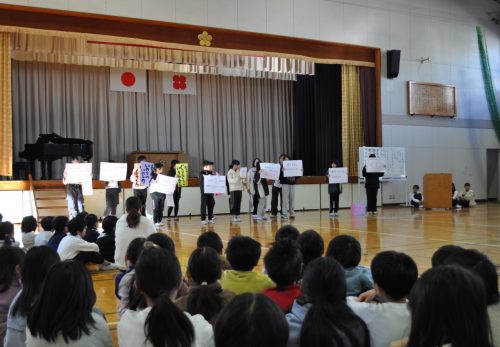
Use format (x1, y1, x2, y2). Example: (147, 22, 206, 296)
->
(334, 212, 339, 217)
(235, 216, 242, 222)
(99, 263, 119, 271)
(281, 215, 289, 219)
(328, 212, 334, 217)
(201, 220, 208, 226)
(290, 213, 296, 218)
(251, 214, 258, 219)
(208, 219, 215, 224)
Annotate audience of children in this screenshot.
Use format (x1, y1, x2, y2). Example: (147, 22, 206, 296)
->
(409, 185, 423, 208)
(196, 231, 231, 270)
(46, 216, 68, 251)
(275, 225, 300, 242)
(96, 216, 118, 263)
(430, 244, 464, 267)
(34, 217, 53, 247)
(297, 229, 324, 269)
(20, 216, 37, 251)
(326, 235, 373, 296)
(83, 214, 99, 243)
(0, 222, 18, 248)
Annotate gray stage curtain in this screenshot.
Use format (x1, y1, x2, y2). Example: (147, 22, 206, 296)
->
(12, 61, 293, 178)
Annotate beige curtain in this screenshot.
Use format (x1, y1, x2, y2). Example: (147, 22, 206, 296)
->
(0, 32, 12, 176)
(12, 60, 293, 178)
(341, 65, 363, 176)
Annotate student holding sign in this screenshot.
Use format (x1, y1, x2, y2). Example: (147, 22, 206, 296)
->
(102, 161, 123, 216)
(199, 160, 216, 225)
(166, 160, 182, 221)
(247, 158, 261, 217)
(280, 155, 299, 219)
(149, 163, 166, 228)
(129, 155, 149, 216)
(270, 154, 286, 218)
(326, 160, 343, 217)
(62, 157, 86, 218)
(362, 154, 384, 215)
(227, 160, 245, 223)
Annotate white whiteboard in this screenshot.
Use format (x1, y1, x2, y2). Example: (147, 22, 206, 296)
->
(358, 147, 406, 180)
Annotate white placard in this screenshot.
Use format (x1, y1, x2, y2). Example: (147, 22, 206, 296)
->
(99, 162, 127, 181)
(366, 158, 387, 173)
(260, 163, 281, 180)
(204, 175, 227, 194)
(65, 163, 92, 184)
(152, 174, 178, 195)
(239, 167, 248, 178)
(329, 167, 348, 184)
(283, 160, 303, 177)
(81, 180, 94, 196)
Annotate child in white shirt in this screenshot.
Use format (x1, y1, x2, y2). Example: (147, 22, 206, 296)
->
(457, 182, 476, 208)
(34, 216, 54, 246)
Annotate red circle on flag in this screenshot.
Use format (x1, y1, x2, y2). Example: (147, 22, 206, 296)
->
(121, 72, 136, 87)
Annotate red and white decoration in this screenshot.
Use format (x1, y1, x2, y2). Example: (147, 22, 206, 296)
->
(110, 68, 147, 93)
(163, 72, 197, 95)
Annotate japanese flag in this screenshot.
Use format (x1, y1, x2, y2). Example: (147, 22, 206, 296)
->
(163, 72, 197, 95)
(110, 68, 147, 93)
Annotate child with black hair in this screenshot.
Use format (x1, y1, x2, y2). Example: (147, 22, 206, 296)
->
(149, 162, 166, 228)
(326, 235, 373, 296)
(326, 160, 342, 217)
(27, 260, 113, 346)
(96, 215, 118, 263)
(286, 257, 370, 347)
(297, 229, 324, 270)
(275, 225, 300, 242)
(409, 184, 423, 208)
(83, 213, 99, 243)
(262, 241, 302, 312)
(146, 233, 176, 253)
(362, 153, 384, 215)
(57, 217, 104, 265)
(5, 246, 60, 346)
(0, 222, 19, 247)
(227, 160, 245, 223)
(247, 158, 261, 218)
(280, 155, 298, 219)
(20, 216, 37, 251)
(458, 182, 477, 207)
(215, 293, 289, 347)
(117, 247, 213, 347)
(197, 231, 231, 270)
(220, 236, 274, 294)
(348, 251, 418, 347)
(253, 162, 269, 221)
(47, 216, 68, 251)
(130, 155, 149, 217)
(199, 160, 216, 225)
(444, 249, 500, 344)
(62, 157, 86, 219)
(166, 160, 182, 221)
(176, 247, 236, 324)
(0, 247, 25, 344)
(430, 244, 464, 267)
(34, 216, 53, 246)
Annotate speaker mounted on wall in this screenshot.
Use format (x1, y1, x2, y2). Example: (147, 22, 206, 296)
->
(387, 50, 401, 79)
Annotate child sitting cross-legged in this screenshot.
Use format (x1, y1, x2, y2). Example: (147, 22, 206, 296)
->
(220, 236, 274, 294)
(326, 235, 373, 296)
(262, 240, 302, 312)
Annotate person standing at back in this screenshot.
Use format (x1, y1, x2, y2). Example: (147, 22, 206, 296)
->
(227, 160, 245, 223)
(129, 155, 149, 217)
(199, 160, 216, 226)
(270, 154, 286, 218)
(362, 154, 384, 215)
(62, 157, 85, 219)
(166, 160, 182, 221)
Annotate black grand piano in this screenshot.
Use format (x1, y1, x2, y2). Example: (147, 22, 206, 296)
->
(19, 133, 93, 180)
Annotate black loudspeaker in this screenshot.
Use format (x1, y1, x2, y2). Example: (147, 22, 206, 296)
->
(387, 50, 401, 79)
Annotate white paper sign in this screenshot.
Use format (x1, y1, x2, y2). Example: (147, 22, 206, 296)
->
(81, 180, 94, 196)
(152, 174, 178, 195)
(204, 175, 227, 194)
(366, 158, 387, 173)
(65, 163, 92, 184)
(99, 162, 127, 181)
(329, 167, 348, 184)
(283, 160, 303, 177)
(239, 167, 248, 178)
(260, 163, 281, 180)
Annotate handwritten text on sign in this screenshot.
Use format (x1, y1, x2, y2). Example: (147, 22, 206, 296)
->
(140, 162, 155, 186)
(176, 163, 189, 187)
(283, 160, 303, 177)
(329, 167, 348, 184)
(204, 175, 227, 194)
(260, 163, 281, 180)
(366, 158, 387, 173)
(152, 174, 178, 195)
(65, 163, 92, 184)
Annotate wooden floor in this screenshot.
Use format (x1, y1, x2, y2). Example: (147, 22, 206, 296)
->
(94, 203, 500, 345)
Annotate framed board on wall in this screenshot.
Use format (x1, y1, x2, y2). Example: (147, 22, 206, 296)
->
(358, 147, 406, 181)
(407, 81, 457, 118)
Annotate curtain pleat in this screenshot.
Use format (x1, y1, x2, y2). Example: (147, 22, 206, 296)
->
(341, 65, 363, 176)
(0, 32, 12, 176)
(359, 67, 377, 147)
(11, 61, 293, 178)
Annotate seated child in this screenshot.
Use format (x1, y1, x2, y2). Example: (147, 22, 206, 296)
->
(176, 247, 235, 324)
(220, 236, 274, 294)
(57, 217, 104, 265)
(96, 215, 118, 263)
(458, 182, 476, 207)
(47, 216, 68, 250)
(20, 216, 37, 251)
(34, 216, 53, 246)
(431, 244, 464, 267)
(347, 251, 418, 347)
(297, 229, 324, 270)
(275, 225, 300, 242)
(262, 240, 302, 312)
(409, 185, 423, 208)
(0, 222, 20, 247)
(326, 235, 373, 296)
(83, 213, 99, 243)
(197, 231, 231, 270)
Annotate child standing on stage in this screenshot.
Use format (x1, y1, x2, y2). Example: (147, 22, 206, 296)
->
(199, 160, 216, 225)
(280, 155, 298, 219)
(166, 160, 182, 221)
(227, 160, 245, 223)
(326, 160, 342, 218)
(409, 184, 423, 208)
(247, 158, 261, 218)
(62, 157, 85, 218)
(149, 163, 166, 228)
(129, 155, 148, 216)
(253, 162, 269, 221)
(362, 154, 384, 215)
(271, 154, 286, 218)
(104, 160, 122, 216)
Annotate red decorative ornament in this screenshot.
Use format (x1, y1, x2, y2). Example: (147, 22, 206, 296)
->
(121, 72, 136, 87)
(173, 75, 187, 90)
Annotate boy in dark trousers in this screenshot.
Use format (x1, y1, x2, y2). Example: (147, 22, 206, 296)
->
(149, 162, 166, 228)
(130, 155, 148, 216)
(362, 154, 384, 215)
(326, 160, 342, 217)
(199, 160, 216, 225)
(62, 157, 85, 218)
(409, 185, 423, 208)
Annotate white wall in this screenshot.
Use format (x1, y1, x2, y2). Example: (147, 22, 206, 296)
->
(2, 0, 500, 201)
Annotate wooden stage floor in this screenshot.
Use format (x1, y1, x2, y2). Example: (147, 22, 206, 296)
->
(93, 203, 500, 344)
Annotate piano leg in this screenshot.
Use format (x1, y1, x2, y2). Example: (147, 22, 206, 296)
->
(41, 161, 47, 180)
(47, 160, 53, 180)
(29, 161, 36, 180)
